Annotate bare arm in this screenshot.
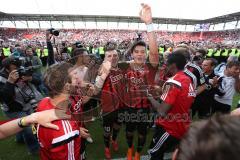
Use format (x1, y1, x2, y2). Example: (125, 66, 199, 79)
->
(93, 61, 111, 94)
(0, 118, 23, 139)
(148, 95, 171, 117)
(46, 31, 55, 66)
(0, 109, 70, 140)
(139, 3, 159, 67)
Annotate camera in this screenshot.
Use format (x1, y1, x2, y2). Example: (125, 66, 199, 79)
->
(48, 28, 60, 36)
(17, 66, 33, 77)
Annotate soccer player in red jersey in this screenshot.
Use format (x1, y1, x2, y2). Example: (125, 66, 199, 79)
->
(100, 42, 126, 159)
(37, 62, 86, 160)
(124, 4, 159, 160)
(147, 52, 196, 160)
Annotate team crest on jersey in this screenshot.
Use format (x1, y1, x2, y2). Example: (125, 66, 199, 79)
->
(188, 83, 196, 97)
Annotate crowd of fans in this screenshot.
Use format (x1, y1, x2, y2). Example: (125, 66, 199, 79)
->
(1, 28, 240, 45)
(1, 3, 240, 160)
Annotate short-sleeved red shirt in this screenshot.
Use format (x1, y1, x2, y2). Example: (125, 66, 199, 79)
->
(101, 68, 125, 112)
(156, 71, 196, 139)
(37, 97, 81, 160)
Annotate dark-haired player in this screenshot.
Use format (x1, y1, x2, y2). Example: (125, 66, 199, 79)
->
(124, 4, 159, 160)
(100, 42, 125, 159)
(147, 53, 195, 160)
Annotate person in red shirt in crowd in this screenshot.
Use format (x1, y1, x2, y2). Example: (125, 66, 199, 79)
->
(123, 4, 159, 160)
(67, 50, 112, 160)
(147, 52, 196, 160)
(100, 42, 126, 159)
(37, 62, 88, 160)
(154, 51, 172, 96)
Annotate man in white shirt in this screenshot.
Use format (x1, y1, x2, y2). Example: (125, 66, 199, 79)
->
(213, 61, 240, 114)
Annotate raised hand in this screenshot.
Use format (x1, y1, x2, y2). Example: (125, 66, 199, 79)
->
(8, 70, 19, 84)
(139, 3, 153, 25)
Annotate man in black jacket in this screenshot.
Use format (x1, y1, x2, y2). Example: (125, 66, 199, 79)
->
(0, 57, 42, 154)
(191, 58, 224, 118)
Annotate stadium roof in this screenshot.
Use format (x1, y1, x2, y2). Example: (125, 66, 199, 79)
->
(0, 0, 240, 20)
(1, 12, 240, 25)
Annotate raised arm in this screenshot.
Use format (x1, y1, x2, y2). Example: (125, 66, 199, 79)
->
(139, 3, 159, 67)
(46, 31, 55, 66)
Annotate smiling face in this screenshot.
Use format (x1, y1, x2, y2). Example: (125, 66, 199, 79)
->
(26, 48, 33, 56)
(132, 45, 146, 65)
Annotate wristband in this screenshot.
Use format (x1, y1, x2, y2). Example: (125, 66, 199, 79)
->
(18, 117, 28, 128)
(146, 23, 155, 32)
